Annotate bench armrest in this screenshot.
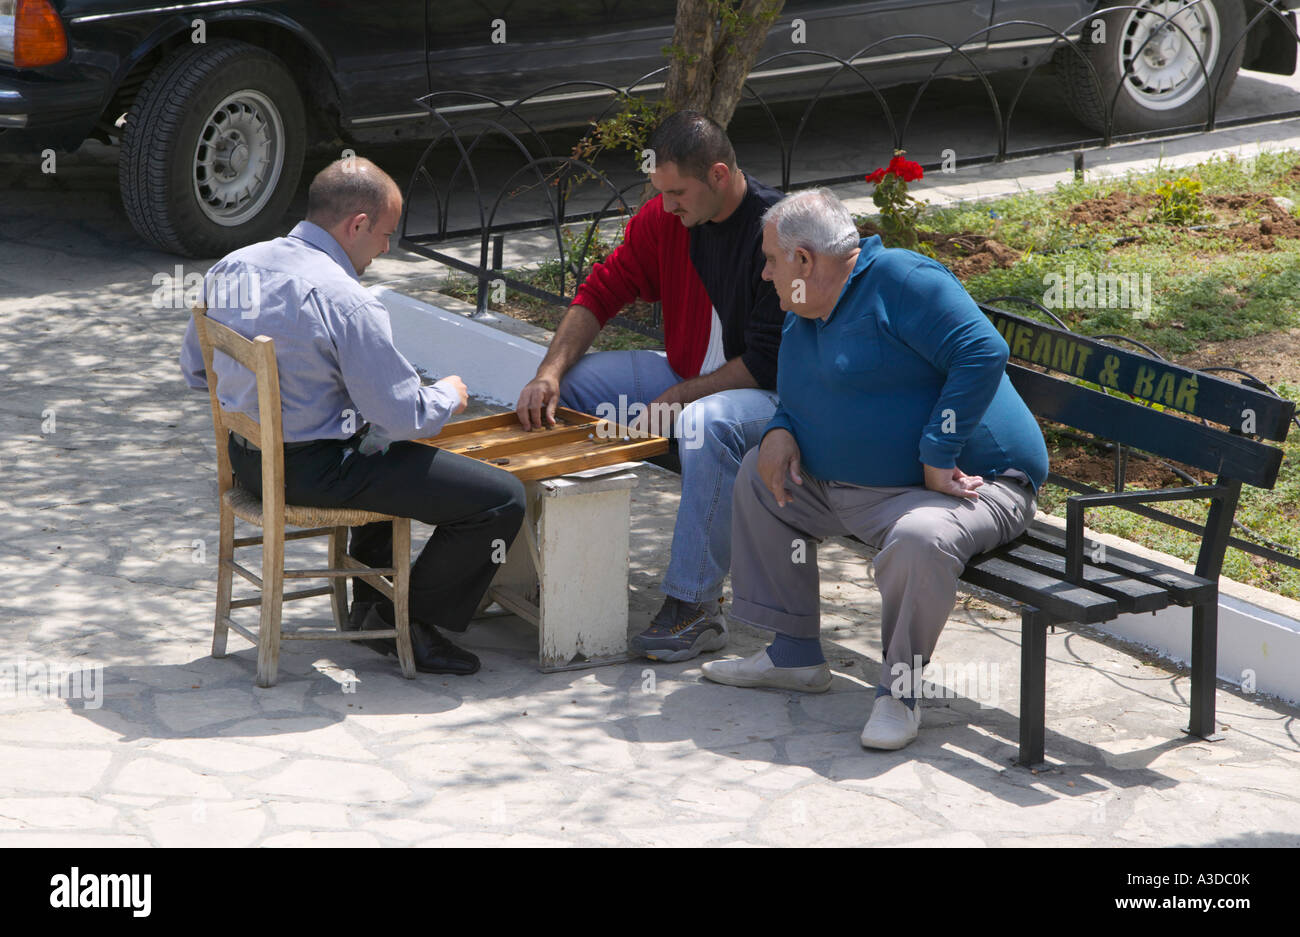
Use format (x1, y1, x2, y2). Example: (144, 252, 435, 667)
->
(1064, 485, 1231, 582)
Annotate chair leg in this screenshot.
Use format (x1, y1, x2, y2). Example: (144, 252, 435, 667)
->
(213, 500, 235, 659)
(1188, 597, 1222, 740)
(328, 525, 350, 631)
(1018, 606, 1048, 767)
(392, 517, 415, 679)
(256, 523, 286, 688)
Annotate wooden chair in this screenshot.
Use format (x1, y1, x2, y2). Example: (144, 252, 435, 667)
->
(191, 305, 415, 687)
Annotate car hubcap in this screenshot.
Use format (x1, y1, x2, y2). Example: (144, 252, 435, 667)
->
(1119, 1, 1220, 111)
(193, 90, 285, 227)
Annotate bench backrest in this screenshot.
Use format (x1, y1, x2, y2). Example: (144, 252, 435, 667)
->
(980, 304, 1294, 490)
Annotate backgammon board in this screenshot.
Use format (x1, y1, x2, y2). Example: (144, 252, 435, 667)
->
(415, 407, 668, 481)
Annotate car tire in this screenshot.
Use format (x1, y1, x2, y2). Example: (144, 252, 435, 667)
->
(1058, 0, 1247, 134)
(118, 40, 306, 257)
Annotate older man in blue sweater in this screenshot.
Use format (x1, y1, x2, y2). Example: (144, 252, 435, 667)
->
(703, 188, 1048, 751)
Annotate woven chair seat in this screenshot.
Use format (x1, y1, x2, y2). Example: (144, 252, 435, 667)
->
(223, 486, 398, 529)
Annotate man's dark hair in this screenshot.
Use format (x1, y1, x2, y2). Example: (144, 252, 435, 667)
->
(648, 111, 736, 183)
(305, 157, 398, 229)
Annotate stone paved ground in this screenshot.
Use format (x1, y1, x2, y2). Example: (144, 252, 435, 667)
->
(4, 121, 1300, 848)
(1, 280, 1299, 847)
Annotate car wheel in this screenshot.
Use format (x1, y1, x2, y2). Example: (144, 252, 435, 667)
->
(1059, 0, 1247, 134)
(118, 40, 306, 257)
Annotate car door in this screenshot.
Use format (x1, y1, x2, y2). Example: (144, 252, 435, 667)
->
(985, 0, 1091, 58)
(751, 0, 997, 94)
(425, 0, 680, 111)
(423, 1, 996, 123)
(281, 0, 429, 131)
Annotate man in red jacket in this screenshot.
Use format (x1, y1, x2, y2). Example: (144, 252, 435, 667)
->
(516, 111, 785, 662)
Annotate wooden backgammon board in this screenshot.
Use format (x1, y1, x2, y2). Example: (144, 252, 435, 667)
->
(415, 407, 668, 480)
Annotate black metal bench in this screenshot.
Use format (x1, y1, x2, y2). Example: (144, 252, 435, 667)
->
(954, 304, 1296, 765)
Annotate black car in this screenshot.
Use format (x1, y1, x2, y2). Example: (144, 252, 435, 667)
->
(2, 1, 1297, 257)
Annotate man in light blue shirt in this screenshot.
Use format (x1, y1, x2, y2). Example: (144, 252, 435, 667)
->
(180, 157, 525, 675)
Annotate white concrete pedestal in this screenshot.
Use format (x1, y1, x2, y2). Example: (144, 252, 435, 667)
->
(485, 471, 639, 671)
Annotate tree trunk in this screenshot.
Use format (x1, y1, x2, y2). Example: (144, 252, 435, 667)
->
(664, 0, 786, 128)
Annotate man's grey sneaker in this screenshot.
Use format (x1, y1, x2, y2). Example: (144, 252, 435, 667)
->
(701, 649, 832, 693)
(630, 596, 728, 662)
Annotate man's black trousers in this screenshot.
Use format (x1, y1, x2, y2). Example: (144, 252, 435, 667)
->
(230, 436, 526, 633)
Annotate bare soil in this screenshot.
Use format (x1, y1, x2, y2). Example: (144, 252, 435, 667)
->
(856, 219, 1022, 278)
(1069, 191, 1300, 250)
(1048, 443, 1204, 489)
(1173, 326, 1300, 390)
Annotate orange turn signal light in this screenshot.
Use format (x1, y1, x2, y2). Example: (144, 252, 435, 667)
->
(14, 0, 68, 69)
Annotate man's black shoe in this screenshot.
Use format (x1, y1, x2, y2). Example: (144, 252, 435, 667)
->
(408, 620, 480, 676)
(346, 603, 480, 676)
(345, 602, 400, 657)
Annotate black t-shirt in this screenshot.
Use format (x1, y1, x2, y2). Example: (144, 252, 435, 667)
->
(687, 173, 785, 391)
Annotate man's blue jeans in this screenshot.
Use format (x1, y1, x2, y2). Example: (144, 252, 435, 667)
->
(558, 350, 779, 604)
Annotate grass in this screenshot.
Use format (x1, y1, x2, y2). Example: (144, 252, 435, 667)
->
(920, 148, 1300, 355)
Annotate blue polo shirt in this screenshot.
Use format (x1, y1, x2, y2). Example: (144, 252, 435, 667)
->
(765, 236, 1048, 490)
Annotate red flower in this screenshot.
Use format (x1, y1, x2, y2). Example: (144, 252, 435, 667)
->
(887, 155, 924, 183)
(865, 155, 924, 187)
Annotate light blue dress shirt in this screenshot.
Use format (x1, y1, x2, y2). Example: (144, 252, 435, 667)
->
(180, 221, 459, 443)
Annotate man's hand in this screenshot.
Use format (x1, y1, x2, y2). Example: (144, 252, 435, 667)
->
(439, 375, 469, 415)
(758, 429, 803, 507)
(516, 373, 560, 430)
(924, 463, 983, 500)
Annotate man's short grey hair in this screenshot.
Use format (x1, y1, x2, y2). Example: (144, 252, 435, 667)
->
(761, 188, 860, 260)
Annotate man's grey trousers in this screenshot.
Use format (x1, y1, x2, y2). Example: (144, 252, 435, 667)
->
(729, 447, 1036, 691)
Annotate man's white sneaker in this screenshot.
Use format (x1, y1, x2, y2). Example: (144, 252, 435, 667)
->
(701, 649, 832, 693)
(860, 695, 922, 750)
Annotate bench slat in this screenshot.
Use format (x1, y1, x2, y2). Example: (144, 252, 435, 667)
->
(1020, 523, 1215, 606)
(998, 543, 1171, 613)
(960, 555, 1119, 623)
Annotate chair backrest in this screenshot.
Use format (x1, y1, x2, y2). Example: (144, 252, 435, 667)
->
(190, 304, 286, 527)
(980, 303, 1293, 489)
